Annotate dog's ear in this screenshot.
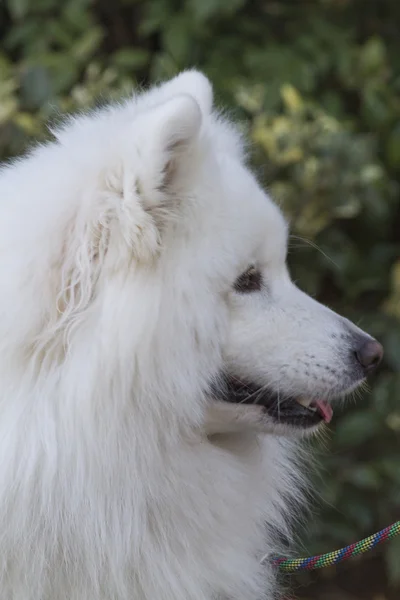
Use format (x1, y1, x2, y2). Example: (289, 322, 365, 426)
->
(79, 92, 205, 272)
(137, 93, 203, 213)
(155, 70, 213, 117)
(107, 73, 212, 262)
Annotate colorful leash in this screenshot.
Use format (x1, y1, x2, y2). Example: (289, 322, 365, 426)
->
(273, 520, 400, 573)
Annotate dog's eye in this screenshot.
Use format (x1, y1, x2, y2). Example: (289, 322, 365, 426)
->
(234, 266, 262, 293)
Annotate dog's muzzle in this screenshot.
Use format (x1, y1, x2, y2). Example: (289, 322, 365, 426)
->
(210, 337, 383, 429)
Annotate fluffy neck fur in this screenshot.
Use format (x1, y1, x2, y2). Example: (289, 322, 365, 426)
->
(0, 352, 302, 599)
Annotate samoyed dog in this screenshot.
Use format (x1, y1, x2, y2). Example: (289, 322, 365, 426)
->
(0, 71, 382, 600)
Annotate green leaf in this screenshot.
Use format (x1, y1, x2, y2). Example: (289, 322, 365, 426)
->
(71, 27, 104, 63)
(188, 0, 245, 22)
(20, 65, 52, 110)
(360, 36, 387, 75)
(7, 0, 30, 20)
(112, 48, 150, 71)
(162, 15, 192, 65)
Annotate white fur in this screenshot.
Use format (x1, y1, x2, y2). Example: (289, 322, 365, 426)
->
(0, 70, 373, 599)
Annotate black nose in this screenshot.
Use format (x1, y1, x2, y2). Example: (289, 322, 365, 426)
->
(355, 338, 383, 373)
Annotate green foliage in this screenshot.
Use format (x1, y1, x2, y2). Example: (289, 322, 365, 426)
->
(1, 0, 399, 591)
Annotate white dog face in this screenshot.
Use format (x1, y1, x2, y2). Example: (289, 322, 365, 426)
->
(0, 71, 382, 440)
(204, 155, 383, 436)
(171, 136, 382, 437)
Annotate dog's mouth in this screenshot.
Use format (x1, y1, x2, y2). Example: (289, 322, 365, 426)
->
(213, 375, 333, 428)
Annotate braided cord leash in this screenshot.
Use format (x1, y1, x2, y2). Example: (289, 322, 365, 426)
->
(273, 520, 400, 573)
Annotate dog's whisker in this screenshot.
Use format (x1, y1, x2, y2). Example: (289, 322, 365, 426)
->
(289, 235, 339, 268)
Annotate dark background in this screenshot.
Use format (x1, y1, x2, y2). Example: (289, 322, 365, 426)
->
(0, 1, 399, 598)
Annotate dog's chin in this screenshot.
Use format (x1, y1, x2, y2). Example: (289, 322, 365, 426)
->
(206, 374, 364, 438)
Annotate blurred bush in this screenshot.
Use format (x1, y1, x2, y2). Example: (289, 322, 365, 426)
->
(1, 0, 399, 592)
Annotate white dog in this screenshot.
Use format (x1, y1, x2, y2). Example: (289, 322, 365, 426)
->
(0, 71, 382, 600)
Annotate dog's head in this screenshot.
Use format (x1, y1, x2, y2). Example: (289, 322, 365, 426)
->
(131, 71, 382, 437)
(1, 71, 382, 438)
(200, 127, 383, 436)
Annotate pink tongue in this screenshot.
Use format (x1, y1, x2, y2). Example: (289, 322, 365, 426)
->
(315, 400, 333, 423)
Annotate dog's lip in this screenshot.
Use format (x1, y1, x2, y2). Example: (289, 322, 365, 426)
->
(212, 374, 334, 428)
(295, 397, 333, 423)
